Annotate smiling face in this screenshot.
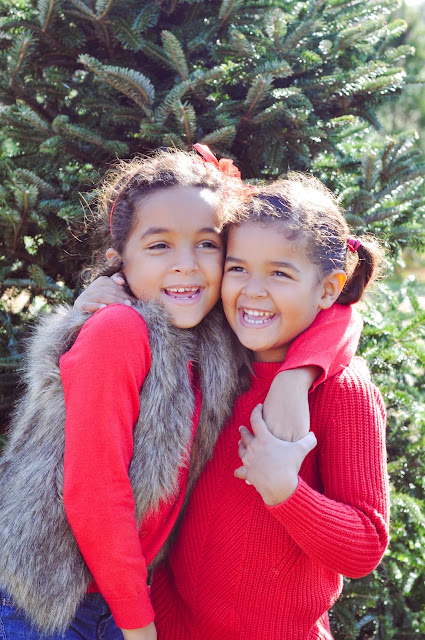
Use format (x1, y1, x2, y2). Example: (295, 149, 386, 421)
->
(108, 185, 224, 328)
(221, 221, 338, 362)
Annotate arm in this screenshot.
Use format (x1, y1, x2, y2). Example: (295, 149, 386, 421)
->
(262, 367, 317, 441)
(269, 366, 389, 578)
(61, 305, 155, 629)
(122, 623, 157, 640)
(237, 366, 389, 578)
(74, 273, 135, 312)
(261, 304, 363, 441)
(280, 303, 363, 388)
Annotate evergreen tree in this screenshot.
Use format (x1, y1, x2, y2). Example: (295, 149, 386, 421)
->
(1, 0, 425, 636)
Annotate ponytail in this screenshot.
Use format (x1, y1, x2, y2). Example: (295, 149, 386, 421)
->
(338, 236, 385, 305)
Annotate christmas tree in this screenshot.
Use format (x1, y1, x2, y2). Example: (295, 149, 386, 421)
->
(1, 0, 425, 635)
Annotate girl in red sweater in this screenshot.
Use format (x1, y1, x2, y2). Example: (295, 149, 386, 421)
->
(149, 174, 390, 639)
(0, 150, 360, 640)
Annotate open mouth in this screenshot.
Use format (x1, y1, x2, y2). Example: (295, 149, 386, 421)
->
(240, 308, 276, 326)
(163, 287, 202, 300)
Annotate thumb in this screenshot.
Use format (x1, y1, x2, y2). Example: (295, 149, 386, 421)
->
(296, 431, 317, 457)
(250, 404, 269, 438)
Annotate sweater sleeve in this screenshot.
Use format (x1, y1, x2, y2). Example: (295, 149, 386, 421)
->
(277, 303, 363, 390)
(61, 304, 155, 629)
(266, 360, 390, 579)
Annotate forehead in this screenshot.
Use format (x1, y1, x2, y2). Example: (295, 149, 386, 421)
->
(137, 185, 220, 221)
(228, 220, 304, 253)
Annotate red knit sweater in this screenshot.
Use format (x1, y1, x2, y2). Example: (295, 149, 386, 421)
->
(150, 358, 389, 639)
(59, 302, 363, 631)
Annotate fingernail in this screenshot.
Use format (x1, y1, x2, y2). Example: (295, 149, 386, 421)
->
(125, 299, 132, 306)
(99, 304, 106, 309)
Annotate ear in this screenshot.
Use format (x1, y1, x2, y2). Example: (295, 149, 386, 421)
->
(318, 271, 347, 310)
(106, 247, 120, 265)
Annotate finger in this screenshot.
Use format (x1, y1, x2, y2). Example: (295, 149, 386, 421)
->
(94, 291, 133, 305)
(239, 426, 254, 447)
(238, 439, 247, 459)
(250, 404, 269, 438)
(234, 465, 247, 480)
(111, 272, 126, 285)
(79, 302, 107, 313)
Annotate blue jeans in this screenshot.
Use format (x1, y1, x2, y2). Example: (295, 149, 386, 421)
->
(0, 590, 124, 640)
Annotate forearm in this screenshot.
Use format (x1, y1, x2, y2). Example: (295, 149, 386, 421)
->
(281, 304, 363, 389)
(262, 367, 319, 441)
(267, 478, 389, 577)
(122, 622, 157, 640)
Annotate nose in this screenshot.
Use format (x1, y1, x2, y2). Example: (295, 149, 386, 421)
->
(173, 247, 199, 274)
(242, 275, 267, 299)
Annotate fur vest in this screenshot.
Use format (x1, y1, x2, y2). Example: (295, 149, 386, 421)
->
(0, 301, 247, 634)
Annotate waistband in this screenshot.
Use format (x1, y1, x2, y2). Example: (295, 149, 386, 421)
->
(0, 589, 13, 607)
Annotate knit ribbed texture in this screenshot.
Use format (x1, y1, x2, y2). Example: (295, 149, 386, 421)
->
(151, 358, 389, 640)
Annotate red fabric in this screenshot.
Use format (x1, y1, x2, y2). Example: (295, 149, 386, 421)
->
(60, 305, 201, 630)
(150, 357, 389, 639)
(279, 303, 363, 390)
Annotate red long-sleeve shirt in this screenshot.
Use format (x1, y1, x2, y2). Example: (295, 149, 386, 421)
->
(59, 302, 363, 631)
(61, 305, 201, 628)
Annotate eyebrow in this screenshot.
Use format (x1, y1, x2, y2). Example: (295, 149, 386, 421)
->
(141, 226, 220, 239)
(270, 260, 301, 273)
(141, 227, 168, 239)
(226, 256, 301, 272)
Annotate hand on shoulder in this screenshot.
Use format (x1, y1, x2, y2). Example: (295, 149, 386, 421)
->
(74, 273, 135, 313)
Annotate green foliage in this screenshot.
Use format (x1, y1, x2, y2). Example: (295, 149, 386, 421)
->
(331, 280, 425, 638)
(0, 1, 425, 635)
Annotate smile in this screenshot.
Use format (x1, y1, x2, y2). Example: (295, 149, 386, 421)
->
(240, 308, 276, 326)
(163, 287, 203, 301)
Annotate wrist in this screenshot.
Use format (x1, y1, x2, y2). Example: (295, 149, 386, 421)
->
(262, 476, 299, 507)
(276, 366, 320, 390)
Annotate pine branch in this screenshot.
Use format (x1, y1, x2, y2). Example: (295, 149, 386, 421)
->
(67, 0, 96, 20)
(198, 126, 236, 148)
(219, 0, 244, 29)
(96, 0, 118, 21)
(161, 31, 189, 80)
(14, 169, 61, 198)
(51, 114, 128, 155)
(242, 74, 274, 120)
(361, 152, 379, 192)
(251, 59, 292, 79)
(263, 9, 288, 51)
(114, 18, 144, 52)
(155, 80, 193, 124)
(172, 100, 196, 146)
(132, 4, 160, 32)
(140, 40, 176, 70)
(37, 0, 58, 32)
(8, 30, 35, 87)
(283, 18, 319, 52)
(78, 54, 155, 116)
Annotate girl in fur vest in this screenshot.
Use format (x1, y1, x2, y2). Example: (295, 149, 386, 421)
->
(1, 149, 361, 640)
(149, 174, 390, 640)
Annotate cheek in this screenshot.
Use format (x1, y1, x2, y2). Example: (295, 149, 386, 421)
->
(207, 255, 224, 287)
(221, 277, 237, 310)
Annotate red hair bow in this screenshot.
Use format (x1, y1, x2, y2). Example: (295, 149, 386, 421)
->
(194, 143, 241, 179)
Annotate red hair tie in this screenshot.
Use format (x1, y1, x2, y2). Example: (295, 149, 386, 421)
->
(109, 193, 121, 238)
(193, 143, 242, 179)
(347, 237, 361, 253)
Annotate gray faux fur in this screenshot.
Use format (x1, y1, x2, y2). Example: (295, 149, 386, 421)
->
(0, 301, 245, 634)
